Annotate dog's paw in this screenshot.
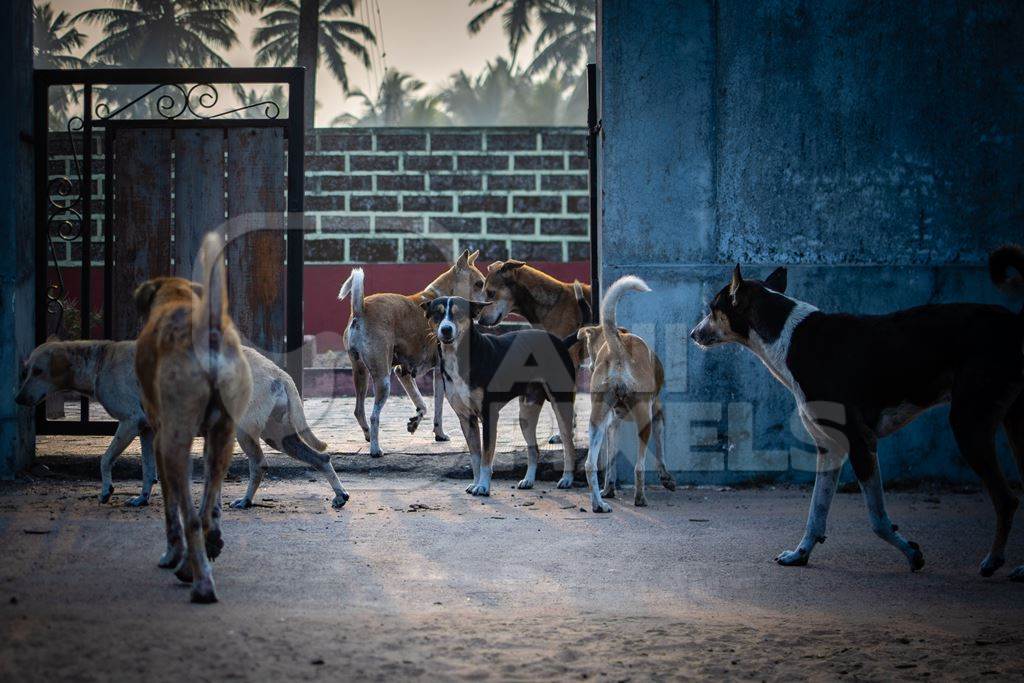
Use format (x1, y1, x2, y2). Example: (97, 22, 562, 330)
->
(361, 430, 371, 443)
(775, 549, 809, 567)
(190, 577, 218, 604)
(99, 489, 112, 504)
(332, 491, 350, 509)
(125, 495, 149, 508)
(229, 497, 253, 510)
(434, 431, 450, 442)
(516, 478, 534, 490)
(158, 546, 183, 569)
(205, 530, 224, 561)
(980, 552, 1005, 577)
(907, 541, 925, 572)
(467, 484, 491, 497)
(547, 433, 562, 445)
(592, 500, 612, 513)
(660, 475, 677, 491)
(174, 559, 194, 584)
(556, 475, 574, 490)
(634, 495, 648, 507)
(407, 412, 424, 434)
(369, 446, 383, 458)
(1009, 565, 1024, 582)
(601, 486, 616, 499)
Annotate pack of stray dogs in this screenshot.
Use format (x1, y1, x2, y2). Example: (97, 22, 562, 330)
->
(16, 233, 1024, 602)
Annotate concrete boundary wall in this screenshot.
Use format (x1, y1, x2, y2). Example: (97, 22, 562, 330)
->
(599, 0, 1023, 485)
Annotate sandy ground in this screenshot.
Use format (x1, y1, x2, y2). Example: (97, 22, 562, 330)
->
(2, 461, 1024, 681)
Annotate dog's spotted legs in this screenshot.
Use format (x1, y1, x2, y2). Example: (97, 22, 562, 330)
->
(432, 368, 449, 441)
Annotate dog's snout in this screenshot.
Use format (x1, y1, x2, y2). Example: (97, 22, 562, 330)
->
(438, 323, 456, 343)
(689, 328, 698, 342)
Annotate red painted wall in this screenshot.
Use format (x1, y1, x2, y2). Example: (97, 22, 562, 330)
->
(48, 261, 591, 351)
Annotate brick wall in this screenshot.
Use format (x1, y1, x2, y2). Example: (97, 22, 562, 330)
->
(305, 127, 590, 264)
(46, 126, 591, 267)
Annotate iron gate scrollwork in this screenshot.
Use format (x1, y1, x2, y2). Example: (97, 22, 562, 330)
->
(34, 67, 306, 436)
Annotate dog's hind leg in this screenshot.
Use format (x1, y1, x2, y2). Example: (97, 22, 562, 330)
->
(601, 418, 618, 499)
(652, 398, 675, 490)
(395, 367, 428, 436)
(367, 373, 392, 458)
(432, 368, 449, 442)
(517, 398, 543, 489)
(127, 427, 157, 507)
(230, 432, 266, 509)
(950, 381, 1019, 577)
(467, 406, 499, 496)
(99, 420, 140, 504)
(585, 402, 615, 513)
(281, 433, 349, 508)
(1005, 395, 1024, 581)
(632, 403, 654, 507)
(154, 440, 185, 570)
(190, 416, 235, 603)
(351, 354, 371, 442)
(857, 450, 925, 572)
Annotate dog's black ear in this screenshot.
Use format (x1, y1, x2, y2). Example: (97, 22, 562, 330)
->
(764, 267, 787, 293)
(419, 299, 433, 316)
(133, 280, 161, 319)
(470, 301, 492, 319)
(729, 264, 743, 298)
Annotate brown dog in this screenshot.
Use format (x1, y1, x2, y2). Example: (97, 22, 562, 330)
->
(134, 233, 252, 603)
(580, 276, 674, 512)
(479, 260, 591, 447)
(338, 250, 486, 457)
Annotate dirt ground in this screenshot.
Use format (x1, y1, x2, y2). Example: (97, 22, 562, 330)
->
(3, 455, 1024, 681)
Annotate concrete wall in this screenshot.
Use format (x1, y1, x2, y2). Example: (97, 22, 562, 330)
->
(0, 0, 36, 478)
(599, 0, 1023, 484)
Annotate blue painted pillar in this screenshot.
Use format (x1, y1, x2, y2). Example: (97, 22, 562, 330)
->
(0, 0, 36, 478)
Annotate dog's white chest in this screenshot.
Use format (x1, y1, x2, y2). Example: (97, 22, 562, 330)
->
(440, 352, 481, 416)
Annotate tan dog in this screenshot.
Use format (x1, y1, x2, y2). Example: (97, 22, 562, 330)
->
(338, 250, 486, 457)
(479, 260, 592, 446)
(16, 339, 347, 509)
(581, 276, 674, 513)
(134, 233, 252, 603)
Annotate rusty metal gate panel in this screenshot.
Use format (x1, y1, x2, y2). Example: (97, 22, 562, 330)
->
(110, 128, 174, 341)
(226, 127, 286, 363)
(173, 128, 227, 279)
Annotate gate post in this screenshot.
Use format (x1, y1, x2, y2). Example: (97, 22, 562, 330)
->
(0, 0, 36, 478)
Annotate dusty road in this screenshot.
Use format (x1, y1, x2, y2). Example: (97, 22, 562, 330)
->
(2, 465, 1023, 681)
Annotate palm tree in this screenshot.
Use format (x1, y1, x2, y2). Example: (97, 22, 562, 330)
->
(467, 0, 547, 63)
(346, 70, 448, 127)
(253, 0, 375, 128)
(75, 0, 253, 69)
(440, 58, 521, 126)
(33, 2, 89, 126)
(527, 0, 594, 79)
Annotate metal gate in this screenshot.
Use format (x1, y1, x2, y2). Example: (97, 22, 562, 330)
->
(34, 68, 305, 435)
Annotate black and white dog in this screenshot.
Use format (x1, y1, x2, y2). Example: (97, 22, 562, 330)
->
(690, 245, 1024, 579)
(422, 296, 580, 496)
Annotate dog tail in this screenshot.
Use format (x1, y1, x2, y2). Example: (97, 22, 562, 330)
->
(338, 267, 365, 318)
(283, 373, 328, 452)
(601, 275, 651, 367)
(573, 280, 593, 326)
(199, 232, 228, 334)
(989, 245, 1024, 297)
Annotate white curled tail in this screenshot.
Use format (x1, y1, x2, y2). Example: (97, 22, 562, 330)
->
(601, 275, 651, 367)
(338, 267, 365, 318)
(196, 232, 228, 377)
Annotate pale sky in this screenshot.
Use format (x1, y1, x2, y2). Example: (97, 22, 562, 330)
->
(50, 0, 536, 126)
